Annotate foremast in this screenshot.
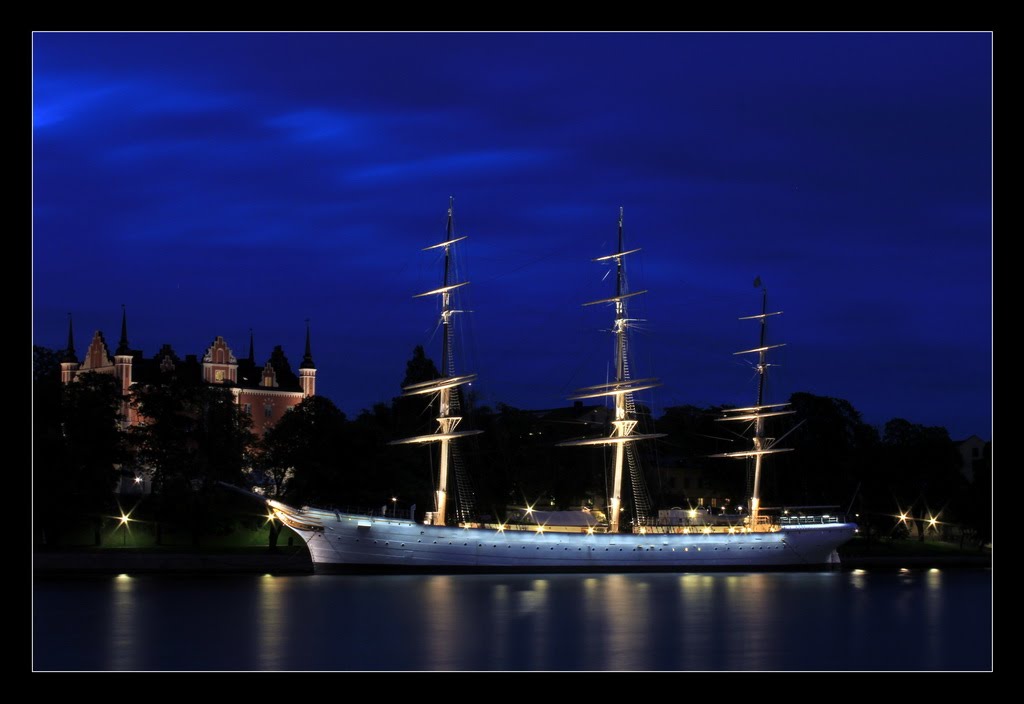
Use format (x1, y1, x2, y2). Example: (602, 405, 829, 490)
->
(558, 208, 664, 534)
(389, 198, 482, 526)
(714, 279, 794, 530)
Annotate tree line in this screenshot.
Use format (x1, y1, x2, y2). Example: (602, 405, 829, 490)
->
(33, 344, 990, 548)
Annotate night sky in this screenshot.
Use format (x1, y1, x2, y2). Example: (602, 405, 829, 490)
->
(32, 32, 991, 440)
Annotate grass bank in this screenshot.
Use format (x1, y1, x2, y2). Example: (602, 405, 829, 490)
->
(838, 535, 990, 568)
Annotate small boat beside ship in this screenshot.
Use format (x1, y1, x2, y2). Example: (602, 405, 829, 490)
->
(268, 202, 856, 572)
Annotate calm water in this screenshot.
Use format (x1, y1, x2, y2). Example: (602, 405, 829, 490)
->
(33, 569, 991, 671)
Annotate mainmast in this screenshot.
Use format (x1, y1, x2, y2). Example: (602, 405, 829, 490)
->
(389, 197, 481, 526)
(558, 208, 663, 534)
(714, 278, 794, 530)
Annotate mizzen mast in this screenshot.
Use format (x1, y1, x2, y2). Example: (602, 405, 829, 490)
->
(714, 278, 794, 530)
(558, 208, 664, 534)
(389, 197, 482, 526)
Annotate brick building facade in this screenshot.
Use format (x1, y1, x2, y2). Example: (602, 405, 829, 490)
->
(59, 308, 317, 436)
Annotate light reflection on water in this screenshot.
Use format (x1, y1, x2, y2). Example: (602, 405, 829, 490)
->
(109, 574, 135, 670)
(602, 574, 649, 671)
(34, 569, 991, 671)
(259, 575, 285, 670)
(424, 575, 458, 669)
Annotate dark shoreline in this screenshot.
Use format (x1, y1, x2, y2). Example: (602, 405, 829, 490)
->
(33, 549, 314, 575)
(840, 555, 990, 569)
(33, 549, 989, 575)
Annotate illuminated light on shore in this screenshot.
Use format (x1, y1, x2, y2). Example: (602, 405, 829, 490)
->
(587, 527, 595, 535)
(703, 527, 711, 535)
(899, 512, 909, 524)
(928, 516, 938, 528)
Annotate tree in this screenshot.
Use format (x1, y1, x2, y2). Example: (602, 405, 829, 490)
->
(34, 363, 124, 546)
(964, 442, 991, 548)
(254, 395, 347, 548)
(392, 345, 442, 437)
(34, 345, 62, 384)
(771, 393, 879, 512)
(34, 346, 65, 544)
(258, 395, 348, 504)
(130, 369, 253, 546)
(383, 345, 451, 518)
(881, 418, 965, 541)
(656, 404, 746, 509)
(268, 345, 299, 388)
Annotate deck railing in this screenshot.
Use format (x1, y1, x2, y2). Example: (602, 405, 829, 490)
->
(779, 514, 844, 525)
(303, 505, 418, 522)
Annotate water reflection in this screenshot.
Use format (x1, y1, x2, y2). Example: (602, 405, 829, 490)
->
(489, 583, 509, 668)
(677, 574, 713, 670)
(423, 576, 459, 670)
(924, 569, 942, 667)
(258, 575, 286, 670)
(108, 574, 136, 670)
(581, 576, 602, 666)
(528, 578, 549, 669)
(33, 569, 992, 671)
(601, 574, 649, 671)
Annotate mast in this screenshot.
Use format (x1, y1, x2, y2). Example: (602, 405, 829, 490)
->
(714, 278, 794, 530)
(558, 208, 663, 534)
(389, 198, 481, 526)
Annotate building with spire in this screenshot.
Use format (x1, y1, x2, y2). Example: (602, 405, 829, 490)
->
(59, 309, 317, 435)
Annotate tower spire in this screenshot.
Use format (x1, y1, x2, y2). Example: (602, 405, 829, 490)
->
(248, 328, 255, 364)
(116, 304, 131, 356)
(63, 313, 78, 363)
(299, 319, 315, 369)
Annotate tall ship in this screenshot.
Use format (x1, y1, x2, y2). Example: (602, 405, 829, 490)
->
(267, 203, 857, 572)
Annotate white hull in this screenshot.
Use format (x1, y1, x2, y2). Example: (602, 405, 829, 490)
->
(274, 505, 856, 572)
